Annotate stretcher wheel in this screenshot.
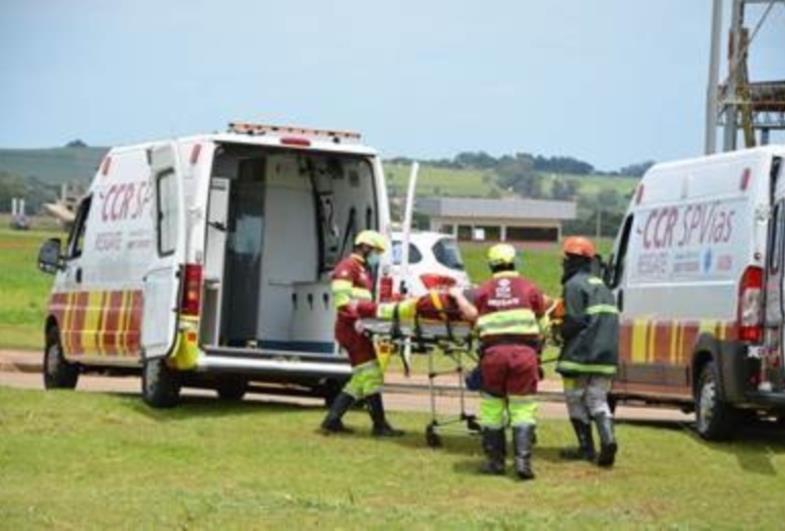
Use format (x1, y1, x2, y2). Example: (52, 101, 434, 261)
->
(425, 424, 442, 448)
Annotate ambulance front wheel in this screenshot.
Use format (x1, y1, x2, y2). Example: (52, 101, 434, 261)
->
(43, 324, 78, 389)
(142, 357, 181, 408)
(215, 376, 247, 401)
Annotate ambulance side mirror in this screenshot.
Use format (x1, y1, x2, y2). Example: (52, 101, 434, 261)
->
(38, 238, 64, 274)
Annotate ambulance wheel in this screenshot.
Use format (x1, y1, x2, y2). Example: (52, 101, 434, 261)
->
(142, 357, 181, 408)
(43, 325, 78, 389)
(425, 424, 442, 448)
(695, 361, 737, 440)
(216, 377, 247, 401)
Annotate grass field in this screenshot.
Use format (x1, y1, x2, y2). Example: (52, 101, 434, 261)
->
(0, 222, 63, 351)
(2, 386, 785, 529)
(384, 163, 500, 198)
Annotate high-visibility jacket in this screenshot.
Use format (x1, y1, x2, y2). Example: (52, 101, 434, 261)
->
(473, 271, 548, 346)
(556, 270, 619, 376)
(331, 254, 375, 319)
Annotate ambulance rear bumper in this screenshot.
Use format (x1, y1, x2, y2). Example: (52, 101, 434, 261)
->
(196, 353, 352, 379)
(744, 391, 785, 409)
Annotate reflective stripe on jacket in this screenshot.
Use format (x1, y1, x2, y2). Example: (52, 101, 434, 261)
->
(473, 271, 547, 345)
(330, 254, 374, 313)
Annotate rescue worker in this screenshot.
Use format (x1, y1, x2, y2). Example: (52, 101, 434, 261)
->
(450, 243, 548, 480)
(556, 236, 620, 467)
(320, 230, 405, 437)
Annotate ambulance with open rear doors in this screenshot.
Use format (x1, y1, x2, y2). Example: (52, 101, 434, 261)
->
(37, 122, 399, 408)
(605, 146, 785, 439)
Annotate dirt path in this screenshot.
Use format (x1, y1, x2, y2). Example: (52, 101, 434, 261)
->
(0, 367, 692, 425)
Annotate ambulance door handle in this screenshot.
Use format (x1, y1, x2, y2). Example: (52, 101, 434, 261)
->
(616, 289, 624, 312)
(75, 267, 83, 284)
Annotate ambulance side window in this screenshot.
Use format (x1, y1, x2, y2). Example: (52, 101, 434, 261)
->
(769, 202, 784, 274)
(156, 169, 178, 256)
(66, 196, 92, 259)
(610, 214, 633, 288)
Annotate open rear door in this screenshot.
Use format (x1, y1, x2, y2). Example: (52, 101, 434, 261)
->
(141, 143, 187, 359)
(399, 162, 420, 296)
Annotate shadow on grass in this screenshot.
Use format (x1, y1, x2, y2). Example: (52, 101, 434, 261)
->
(105, 392, 324, 423)
(620, 416, 785, 476)
(693, 420, 785, 476)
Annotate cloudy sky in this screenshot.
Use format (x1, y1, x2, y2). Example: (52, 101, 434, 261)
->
(1, 0, 783, 169)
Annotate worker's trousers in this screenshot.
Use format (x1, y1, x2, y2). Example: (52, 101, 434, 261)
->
(343, 359, 384, 400)
(562, 374, 612, 423)
(479, 344, 539, 428)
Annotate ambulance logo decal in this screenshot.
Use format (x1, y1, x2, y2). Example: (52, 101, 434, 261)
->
(702, 248, 713, 274)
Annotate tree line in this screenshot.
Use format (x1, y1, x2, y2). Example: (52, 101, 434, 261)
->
(387, 151, 655, 178)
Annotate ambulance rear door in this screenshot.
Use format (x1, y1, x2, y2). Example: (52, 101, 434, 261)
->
(141, 143, 187, 359)
(764, 156, 785, 385)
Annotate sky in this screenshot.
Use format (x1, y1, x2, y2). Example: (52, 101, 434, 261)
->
(0, 0, 783, 170)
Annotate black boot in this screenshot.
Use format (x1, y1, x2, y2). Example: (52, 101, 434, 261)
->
(320, 392, 355, 434)
(367, 394, 404, 437)
(480, 428, 506, 475)
(594, 412, 618, 467)
(559, 418, 596, 461)
(512, 424, 536, 481)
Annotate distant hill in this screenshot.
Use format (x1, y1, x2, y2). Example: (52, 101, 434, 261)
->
(0, 146, 108, 186)
(384, 162, 639, 203)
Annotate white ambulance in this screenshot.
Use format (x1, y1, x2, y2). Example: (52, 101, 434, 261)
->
(37, 122, 395, 408)
(605, 145, 785, 439)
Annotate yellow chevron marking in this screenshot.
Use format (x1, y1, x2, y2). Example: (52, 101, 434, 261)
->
(81, 291, 102, 354)
(631, 319, 648, 363)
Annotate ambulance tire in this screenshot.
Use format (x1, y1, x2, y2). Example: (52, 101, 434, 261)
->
(142, 357, 181, 408)
(215, 377, 247, 401)
(43, 325, 78, 389)
(695, 360, 738, 440)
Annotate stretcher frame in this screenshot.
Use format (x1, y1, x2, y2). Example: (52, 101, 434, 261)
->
(362, 313, 482, 448)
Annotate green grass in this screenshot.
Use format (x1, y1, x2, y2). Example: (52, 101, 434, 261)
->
(0, 223, 63, 350)
(385, 163, 500, 198)
(2, 386, 785, 529)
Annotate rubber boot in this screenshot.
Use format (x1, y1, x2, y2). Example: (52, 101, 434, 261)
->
(480, 428, 506, 475)
(594, 412, 618, 467)
(512, 424, 536, 481)
(320, 392, 355, 434)
(367, 394, 405, 437)
(559, 418, 596, 461)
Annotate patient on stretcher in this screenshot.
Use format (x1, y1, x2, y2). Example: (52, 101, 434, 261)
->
(351, 289, 473, 342)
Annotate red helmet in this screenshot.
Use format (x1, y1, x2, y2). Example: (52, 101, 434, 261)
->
(562, 236, 596, 258)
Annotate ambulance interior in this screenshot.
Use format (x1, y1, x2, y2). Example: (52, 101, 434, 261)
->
(200, 143, 379, 355)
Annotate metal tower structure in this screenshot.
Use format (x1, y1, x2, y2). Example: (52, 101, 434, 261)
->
(705, 0, 785, 154)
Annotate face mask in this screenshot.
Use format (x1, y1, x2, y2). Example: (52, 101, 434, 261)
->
(366, 253, 380, 268)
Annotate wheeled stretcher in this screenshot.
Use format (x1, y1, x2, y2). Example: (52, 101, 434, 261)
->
(362, 309, 482, 448)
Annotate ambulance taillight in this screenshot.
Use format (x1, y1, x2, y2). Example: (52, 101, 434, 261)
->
(181, 264, 203, 316)
(737, 265, 763, 343)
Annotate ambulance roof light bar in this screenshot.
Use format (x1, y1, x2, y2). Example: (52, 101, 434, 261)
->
(227, 121, 361, 144)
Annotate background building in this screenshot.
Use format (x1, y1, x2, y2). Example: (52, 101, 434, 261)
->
(418, 197, 576, 243)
